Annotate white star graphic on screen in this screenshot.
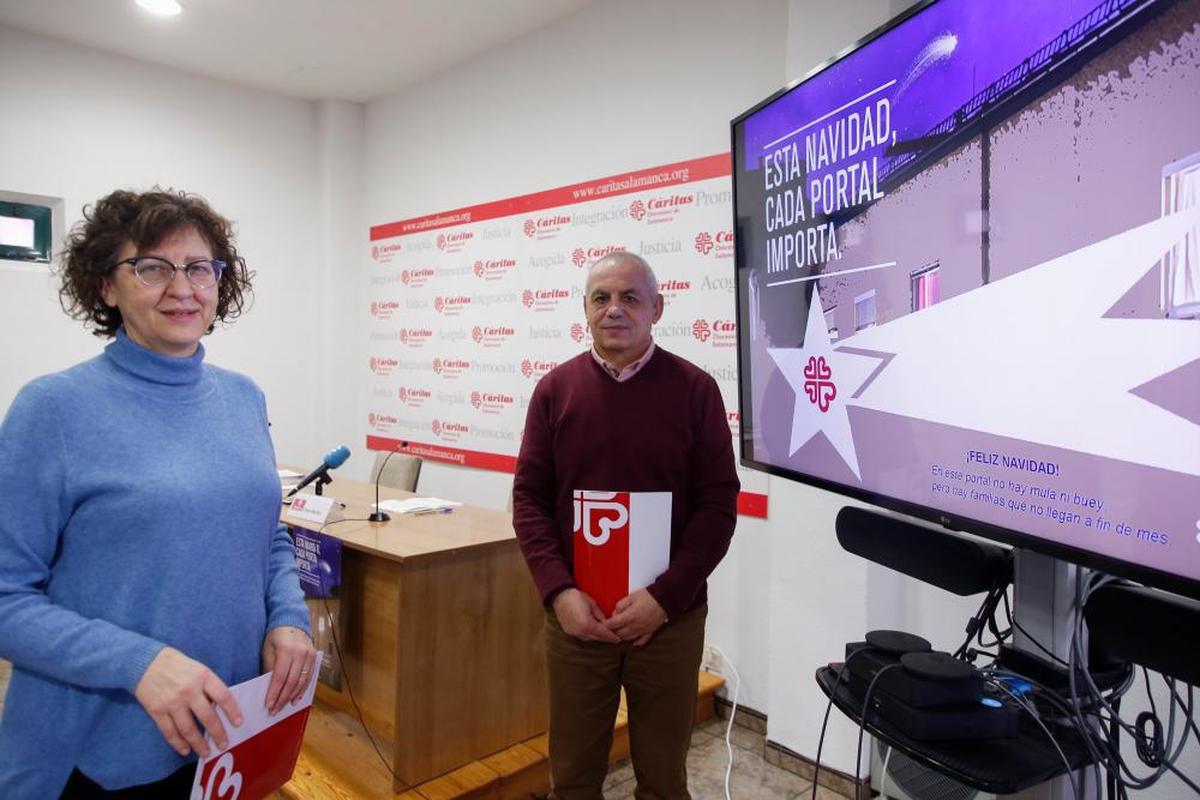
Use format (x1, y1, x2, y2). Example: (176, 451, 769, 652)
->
(768, 292, 879, 480)
(847, 205, 1200, 476)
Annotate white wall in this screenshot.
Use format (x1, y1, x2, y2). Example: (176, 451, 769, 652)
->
(0, 25, 331, 468)
(4, 3, 1195, 794)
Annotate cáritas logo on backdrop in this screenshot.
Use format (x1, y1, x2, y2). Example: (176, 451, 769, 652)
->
(471, 391, 515, 415)
(371, 243, 401, 263)
(694, 230, 734, 258)
(431, 419, 469, 442)
(472, 258, 517, 281)
(523, 287, 570, 312)
(523, 214, 572, 239)
(369, 300, 399, 319)
(571, 245, 625, 269)
(691, 318, 736, 348)
(431, 357, 470, 379)
(472, 325, 516, 348)
(398, 327, 433, 347)
(569, 322, 591, 344)
(398, 386, 431, 407)
(401, 268, 434, 287)
(369, 356, 399, 375)
(521, 359, 559, 380)
(434, 295, 472, 315)
(727, 410, 741, 437)
(631, 194, 694, 225)
(368, 411, 398, 431)
(656, 278, 691, 306)
(436, 231, 473, 253)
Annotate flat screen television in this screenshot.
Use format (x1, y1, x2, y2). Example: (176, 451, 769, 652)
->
(731, 0, 1200, 599)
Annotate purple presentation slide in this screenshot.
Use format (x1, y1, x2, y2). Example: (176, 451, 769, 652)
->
(734, 0, 1200, 591)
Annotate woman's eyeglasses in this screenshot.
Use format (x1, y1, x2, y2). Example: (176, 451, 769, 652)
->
(113, 257, 226, 289)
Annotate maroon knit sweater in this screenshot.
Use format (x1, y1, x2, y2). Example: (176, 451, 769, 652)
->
(512, 347, 739, 619)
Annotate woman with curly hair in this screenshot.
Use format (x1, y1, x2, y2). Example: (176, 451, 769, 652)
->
(0, 189, 314, 798)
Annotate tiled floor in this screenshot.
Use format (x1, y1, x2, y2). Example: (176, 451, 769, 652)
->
(603, 715, 852, 800)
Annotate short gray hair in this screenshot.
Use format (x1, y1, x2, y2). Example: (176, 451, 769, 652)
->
(586, 251, 659, 296)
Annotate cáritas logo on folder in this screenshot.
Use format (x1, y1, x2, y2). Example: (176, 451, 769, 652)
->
(572, 490, 671, 617)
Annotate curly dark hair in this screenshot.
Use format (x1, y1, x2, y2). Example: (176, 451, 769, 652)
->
(58, 188, 253, 338)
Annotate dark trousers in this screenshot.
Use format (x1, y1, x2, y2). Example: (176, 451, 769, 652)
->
(59, 764, 196, 799)
(544, 604, 706, 800)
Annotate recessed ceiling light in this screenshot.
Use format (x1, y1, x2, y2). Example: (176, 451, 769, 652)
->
(136, 0, 182, 16)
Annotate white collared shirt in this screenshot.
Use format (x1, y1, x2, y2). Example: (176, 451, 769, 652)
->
(591, 341, 656, 383)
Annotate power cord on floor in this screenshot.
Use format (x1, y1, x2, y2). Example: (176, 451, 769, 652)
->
(312, 519, 400, 783)
(706, 644, 741, 800)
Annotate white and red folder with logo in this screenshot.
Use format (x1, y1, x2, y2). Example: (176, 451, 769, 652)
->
(189, 653, 322, 800)
(572, 490, 671, 617)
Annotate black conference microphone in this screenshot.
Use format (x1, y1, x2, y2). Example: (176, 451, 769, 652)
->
(286, 445, 351, 498)
(369, 442, 409, 522)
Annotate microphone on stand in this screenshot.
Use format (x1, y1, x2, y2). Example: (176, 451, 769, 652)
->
(286, 445, 351, 498)
(369, 442, 409, 522)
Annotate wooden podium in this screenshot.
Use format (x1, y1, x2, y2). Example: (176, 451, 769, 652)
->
(281, 477, 547, 793)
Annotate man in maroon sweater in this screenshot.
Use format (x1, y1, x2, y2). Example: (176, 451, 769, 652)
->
(513, 251, 739, 799)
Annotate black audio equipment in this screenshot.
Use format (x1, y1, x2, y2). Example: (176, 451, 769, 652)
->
(845, 642, 983, 708)
(836, 507, 1011, 596)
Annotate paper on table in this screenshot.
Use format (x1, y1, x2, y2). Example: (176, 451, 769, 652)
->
(189, 653, 323, 800)
(277, 469, 304, 481)
(376, 497, 463, 514)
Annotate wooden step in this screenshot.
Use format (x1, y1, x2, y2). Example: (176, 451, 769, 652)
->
(281, 671, 725, 800)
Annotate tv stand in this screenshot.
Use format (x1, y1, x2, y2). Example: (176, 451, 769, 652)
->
(815, 666, 1093, 794)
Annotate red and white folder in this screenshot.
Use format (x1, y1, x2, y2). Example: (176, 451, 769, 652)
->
(572, 490, 671, 616)
(189, 653, 322, 800)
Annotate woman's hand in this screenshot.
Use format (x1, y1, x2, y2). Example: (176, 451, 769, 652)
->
(133, 647, 242, 757)
(261, 625, 317, 715)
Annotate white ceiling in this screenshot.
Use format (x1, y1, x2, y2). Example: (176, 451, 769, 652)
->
(0, 0, 596, 102)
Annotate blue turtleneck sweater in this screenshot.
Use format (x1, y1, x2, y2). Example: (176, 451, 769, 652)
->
(0, 329, 310, 796)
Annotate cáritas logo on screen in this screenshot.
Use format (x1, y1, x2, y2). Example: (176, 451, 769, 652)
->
(803, 356, 837, 413)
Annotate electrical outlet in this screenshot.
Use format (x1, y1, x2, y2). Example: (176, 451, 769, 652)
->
(702, 645, 721, 675)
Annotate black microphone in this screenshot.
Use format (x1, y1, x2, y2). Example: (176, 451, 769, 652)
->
(286, 445, 350, 498)
(369, 442, 409, 522)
